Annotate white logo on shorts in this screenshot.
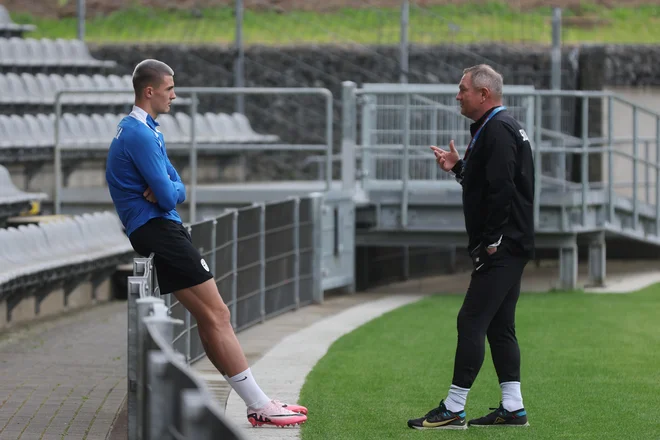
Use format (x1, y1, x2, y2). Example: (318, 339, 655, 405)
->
(200, 258, 210, 272)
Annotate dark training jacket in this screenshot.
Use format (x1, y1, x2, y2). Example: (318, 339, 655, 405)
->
(451, 107, 535, 258)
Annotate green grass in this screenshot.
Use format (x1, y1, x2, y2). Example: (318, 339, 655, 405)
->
(10, 2, 660, 45)
(299, 285, 660, 439)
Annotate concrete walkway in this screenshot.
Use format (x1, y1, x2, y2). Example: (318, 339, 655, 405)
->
(0, 301, 127, 440)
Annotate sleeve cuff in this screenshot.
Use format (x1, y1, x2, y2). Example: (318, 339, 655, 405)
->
(486, 235, 503, 248)
(451, 159, 464, 175)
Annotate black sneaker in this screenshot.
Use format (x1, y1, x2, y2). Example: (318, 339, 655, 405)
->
(468, 402, 529, 427)
(407, 400, 467, 430)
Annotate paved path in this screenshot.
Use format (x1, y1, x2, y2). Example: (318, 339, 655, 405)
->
(0, 302, 127, 440)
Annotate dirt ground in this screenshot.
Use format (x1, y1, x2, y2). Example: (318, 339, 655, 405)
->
(3, 0, 659, 18)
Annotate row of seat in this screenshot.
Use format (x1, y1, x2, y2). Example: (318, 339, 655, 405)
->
(0, 111, 279, 150)
(0, 164, 47, 206)
(0, 37, 115, 70)
(0, 211, 133, 288)
(0, 72, 135, 106)
(0, 6, 35, 38)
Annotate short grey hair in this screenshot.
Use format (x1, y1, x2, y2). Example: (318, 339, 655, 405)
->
(463, 64, 503, 98)
(132, 59, 174, 95)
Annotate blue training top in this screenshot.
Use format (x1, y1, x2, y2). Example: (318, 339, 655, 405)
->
(105, 106, 186, 237)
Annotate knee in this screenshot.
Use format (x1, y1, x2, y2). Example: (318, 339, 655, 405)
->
(198, 301, 231, 330)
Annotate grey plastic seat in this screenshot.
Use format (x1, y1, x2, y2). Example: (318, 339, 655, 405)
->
(48, 74, 75, 104)
(10, 114, 39, 148)
(0, 6, 36, 35)
(9, 37, 36, 67)
(23, 114, 50, 147)
(156, 114, 185, 144)
(20, 73, 44, 105)
(232, 112, 279, 143)
(5, 72, 31, 104)
(0, 74, 18, 105)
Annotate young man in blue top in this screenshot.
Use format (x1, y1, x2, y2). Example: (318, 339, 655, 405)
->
(407, 65, 534, 430)
(105, 59, 307, 428)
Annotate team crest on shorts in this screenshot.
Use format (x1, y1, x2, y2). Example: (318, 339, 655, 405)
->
(200, 258, 210, 272)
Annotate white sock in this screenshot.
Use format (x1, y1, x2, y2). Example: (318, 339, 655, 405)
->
(224, 368, 271, 409)
(444, 384, 470, 412)
(501, 381, 524, 411)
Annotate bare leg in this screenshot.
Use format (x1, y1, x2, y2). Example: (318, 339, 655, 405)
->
(173, 278, 247, 376)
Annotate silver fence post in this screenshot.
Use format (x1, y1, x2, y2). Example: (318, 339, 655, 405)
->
(533, 94, 542, 230)
(608, 96, 615, 224)
(54, 95, 63, 215)
(234, 0, 245, 114)
(325, 91, 333, 191)
(341, 81, 357, 192)
(632, 106, 639, 231)
(145, 351, 171, 440)
(656, 116, 660, 236)
(127, 278, 143, 440)
(293, 197, 300, 309)
(401, 92, 410, 228)
(135, 297, 162, 440)
(77, 0, 85, 40)
(259, 203, 266, 322)
(181, 390, 209, 439)
(550, 7, 562, 181)
(231, 210, 239, 329)
(399, 0, 409, 84)
(310, 192, 324, 304)
(189, 92, 198, 223)
(581, 96, 589, 227)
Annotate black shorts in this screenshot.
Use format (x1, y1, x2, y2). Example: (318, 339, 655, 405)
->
(129, 217, 214, 295)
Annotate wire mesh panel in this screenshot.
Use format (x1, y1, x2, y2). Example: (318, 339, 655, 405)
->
(360, 84, 535, 184)
(264, 199, 298, 318)
(298, 197, 315, 306)
(235, 205, 263, 330)
(214, 213, 235, 309)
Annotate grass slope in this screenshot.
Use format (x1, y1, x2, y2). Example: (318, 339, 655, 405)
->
(9, 3, 660, 44)
(299, 285, 660, 439)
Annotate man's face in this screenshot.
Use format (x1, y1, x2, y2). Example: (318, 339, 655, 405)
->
(456, 73, 482, 120)
(149, 75, 176, 115)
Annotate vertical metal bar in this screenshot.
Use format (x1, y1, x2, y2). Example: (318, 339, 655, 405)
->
(608, 96, 615, 224)
(127, 279, 141, 440)
(633, 106, 639, 230)
(54, 95, 63, 215)
(551, 7, 562, 182)
(325, 92, 333, 191)
(360, 95, 372, 184)
(135, 296, 161, 440)
(189, 92, 198, 223)
(310, 193, 324, 304)
(431, 106, 438, 180)
(231, 211, 238, 329)
(293, 198, 300, 310)
(402, 92, 410, 228)
(234, 0, 245, 114)
(184, 309, 191, 363)
(77, 0, 85, 40)
(341, 82, 357, 191)
(581, 96, 589, 226)
(533, 94, 542, 230)
(259, 204, 266, 322)
(399, 0, 409, 83)
(655, 116, 660, 236)
(646, 141, 650, 204)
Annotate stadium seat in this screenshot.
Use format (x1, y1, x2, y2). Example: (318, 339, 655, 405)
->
(0, 210, 133, 291)
(0, 6, 36, 38)
(0, 164, 48, 206)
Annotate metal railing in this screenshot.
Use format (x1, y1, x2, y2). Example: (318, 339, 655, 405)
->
(127, 192, 331, 439)
(341, 82, 660, 237)
(52, 87, 334, 221)
(127, 275, 245, 440)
